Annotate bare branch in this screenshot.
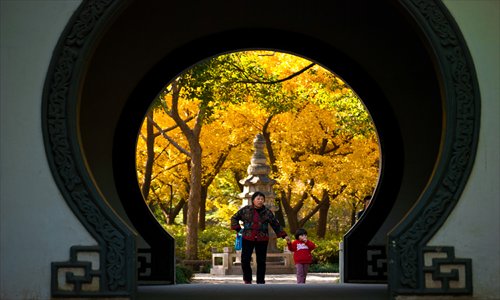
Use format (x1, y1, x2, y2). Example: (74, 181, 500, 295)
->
(153, 115, 196, 138)
(147, 114, 191, 157)
(236, 63, 316, 85)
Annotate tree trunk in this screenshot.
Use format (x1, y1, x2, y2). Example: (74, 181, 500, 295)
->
(141, 110, 155, 200)
(275, 198, 287, 227)
(182, 201, 188, 225)
(198, 186, 208, 230)
(199, 151, 229, 230)
(261, 123, 287, 227)
(317, 196, 330, 238)
(281, 190, 299, 234)
(167, 80, 204, 260)
(350, 201, 357, 227)
(167, 198, 186, 225)
(185, 143, 202, 260)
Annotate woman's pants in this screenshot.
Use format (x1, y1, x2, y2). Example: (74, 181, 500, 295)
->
(295, 263, 309, 283)
(241, 239, 268, 284)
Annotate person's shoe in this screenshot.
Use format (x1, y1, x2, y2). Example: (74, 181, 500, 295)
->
(244, 281, 252, 284)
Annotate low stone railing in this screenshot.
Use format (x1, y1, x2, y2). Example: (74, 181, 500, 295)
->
(210, 247, 295, 275)
(181, 259, 211, 272)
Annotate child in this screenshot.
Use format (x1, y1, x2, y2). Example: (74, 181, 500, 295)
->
(286, 228, 316, 284)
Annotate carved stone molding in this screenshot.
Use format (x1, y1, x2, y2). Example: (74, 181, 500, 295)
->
(367, 246, 388, 279)
(42, 0, 135, 298)
(52, 246, 101, 296)
(422, 247, 472, 293)
(137, 249, 153, 282)
(388, 0, 479, 296)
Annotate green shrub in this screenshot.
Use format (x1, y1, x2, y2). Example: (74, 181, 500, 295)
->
(165, 224, 235, 260)
(309, 262, 339, 273)
(312, 238, 340, 263)
(198, 226, 234, 259)
(175, 264, 194, 284)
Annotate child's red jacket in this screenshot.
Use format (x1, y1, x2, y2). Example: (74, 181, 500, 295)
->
(287, 240, 316, 264)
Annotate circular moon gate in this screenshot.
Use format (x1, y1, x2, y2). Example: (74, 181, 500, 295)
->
(43, 0, 479, 297)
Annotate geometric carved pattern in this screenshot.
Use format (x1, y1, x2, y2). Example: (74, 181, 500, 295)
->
(51, 246, 102, 296)
(43, 0, 135, 298)
(389, 0, 479, 296)
(422, 246, 472, 294)
(367, 246, 387, 278)
(137, 248, 153, 280)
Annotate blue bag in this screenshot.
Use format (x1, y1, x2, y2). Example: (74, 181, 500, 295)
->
(234, 230, 243, 251)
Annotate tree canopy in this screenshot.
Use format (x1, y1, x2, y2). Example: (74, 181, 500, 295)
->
(136, 50, 380, 259)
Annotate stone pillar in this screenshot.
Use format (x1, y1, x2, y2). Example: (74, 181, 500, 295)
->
(239, 134, 280, 252)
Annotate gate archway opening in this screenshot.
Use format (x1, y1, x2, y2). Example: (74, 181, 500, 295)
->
(133, 49, 384, 277)
(111, 29, 411, 282)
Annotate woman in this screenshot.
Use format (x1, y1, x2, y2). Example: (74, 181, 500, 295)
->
(230, 191, 289, 284)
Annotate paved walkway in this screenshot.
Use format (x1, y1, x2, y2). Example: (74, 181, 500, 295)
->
(139, 281, 388, 300)
(192, 272, 340, 284)
(138, 272, 389, 299)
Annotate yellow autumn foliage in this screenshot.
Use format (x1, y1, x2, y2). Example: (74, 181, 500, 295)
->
(136, 50, 379, 237)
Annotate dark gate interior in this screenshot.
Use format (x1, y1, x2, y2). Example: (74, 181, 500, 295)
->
(77, 0, 442, 286)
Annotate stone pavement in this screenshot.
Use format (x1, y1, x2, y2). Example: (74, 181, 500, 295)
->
(138, 280, 388, 300)
(138, 272, 390, 300)
(191, 272, 340, 284)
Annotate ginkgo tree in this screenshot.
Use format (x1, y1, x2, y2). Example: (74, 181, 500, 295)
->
(250, 54, 379, 236)
(135, 50, 380, 260)
(262, 89, 378, 236)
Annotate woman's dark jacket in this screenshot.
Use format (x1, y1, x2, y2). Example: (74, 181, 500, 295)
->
(231, 205, 287, 241)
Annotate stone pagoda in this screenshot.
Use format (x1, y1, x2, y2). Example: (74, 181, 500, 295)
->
(210, 134, 294, 275)
(239, 133, 280, 252)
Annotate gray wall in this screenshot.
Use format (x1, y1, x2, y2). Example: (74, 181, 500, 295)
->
(429, 1, 500, 298)
(0, 0, 498, 299)
(0, 1, 93, 300)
